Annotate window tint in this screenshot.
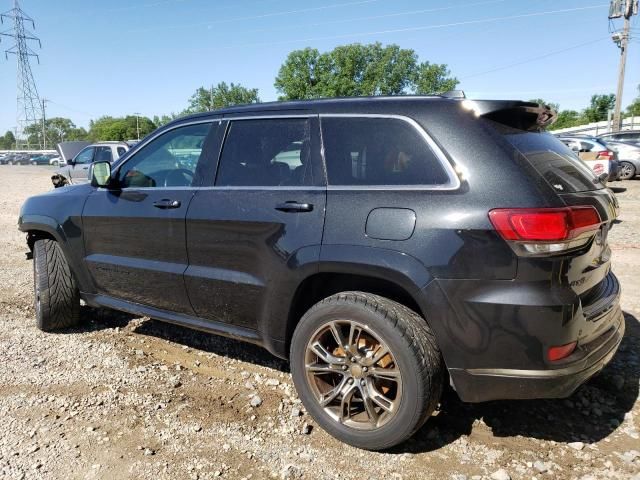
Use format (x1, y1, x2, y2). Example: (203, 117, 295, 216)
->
(94, 146, 113, 163)
(118, 123, 211, 188)
(74, 147, 94, 164)
(117, 147, 127, 157)
(505, 131, 601, 193)
(321, 117, 449, 186)
(216, 118, 314, 187)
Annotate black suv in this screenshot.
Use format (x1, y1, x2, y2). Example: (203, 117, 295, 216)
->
(19, 96, 623, 450)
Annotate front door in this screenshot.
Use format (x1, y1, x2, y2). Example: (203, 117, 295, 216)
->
(81, 121, 219, 313)
(69, 146, 95, 183)
(185, 116, 326, 329)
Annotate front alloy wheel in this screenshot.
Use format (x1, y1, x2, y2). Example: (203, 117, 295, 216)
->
(619, 161, 636, 180)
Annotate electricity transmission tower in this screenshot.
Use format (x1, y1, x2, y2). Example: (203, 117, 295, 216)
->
(1, 0, 44, 149)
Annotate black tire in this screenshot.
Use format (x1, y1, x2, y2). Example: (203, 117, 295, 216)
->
(33, 239, 80, 331)
(290, 291, 443, 450)
(619, 161, 636, 181)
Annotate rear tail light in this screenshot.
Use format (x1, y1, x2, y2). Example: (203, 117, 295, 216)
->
(596, 150, 614, 160)
(489, 206, 601, 256)
(548, 341, 577, 361)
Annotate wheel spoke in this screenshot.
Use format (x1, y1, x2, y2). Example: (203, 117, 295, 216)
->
(369, 366, 401, 382)
(360, 384, 380, 427)
(306, 362, 342, 374)
(371, 345, 390, 365)
(328, 321, 347, 349)
(309, 341, 344, 365)
(339, 383, 358, 422)
(347, 323, 362, 354)
(368, 381, 395, 413)
(321, 376, 349, 407)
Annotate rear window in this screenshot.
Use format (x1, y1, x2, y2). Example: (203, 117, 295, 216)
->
(321, 117, 450, 186)
(504, 131, 602, 193)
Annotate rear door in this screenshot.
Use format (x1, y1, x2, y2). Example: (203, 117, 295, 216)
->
(184, 115, 326, 330)
(82, 120, 219, 313)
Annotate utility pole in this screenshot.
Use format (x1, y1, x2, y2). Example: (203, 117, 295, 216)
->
(0, 1, 45, 150)
(610, 0, 638, 132)
(133, 112, 140, 140)
(41, 97, 46, 149)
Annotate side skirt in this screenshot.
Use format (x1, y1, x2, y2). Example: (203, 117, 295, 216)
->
(81, 292, 263, 346)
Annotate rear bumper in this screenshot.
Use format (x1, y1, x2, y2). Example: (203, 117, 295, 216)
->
(448, 305, 624, 402)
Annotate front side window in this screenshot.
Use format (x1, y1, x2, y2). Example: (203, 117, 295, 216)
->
(74, 147, 95, 164)
(118, 122, 212, 188)
(216, 118, 315, 187)
(321, 117, 449, 186)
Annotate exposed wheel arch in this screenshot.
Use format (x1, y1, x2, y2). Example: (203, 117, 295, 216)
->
(285, 272, 428, 355)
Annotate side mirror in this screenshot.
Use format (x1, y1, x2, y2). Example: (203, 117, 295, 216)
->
(90, 161, 112, 187)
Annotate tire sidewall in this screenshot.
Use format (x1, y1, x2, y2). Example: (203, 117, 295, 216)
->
(291, 300, 429, 450)
(33, 240, 48, 330)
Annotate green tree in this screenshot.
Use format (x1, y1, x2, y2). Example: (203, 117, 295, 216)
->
(153, 113, 181, 127)
(184, 82, 260, 114)
(626, 84, 640, 117)
(275, 43, 458, 100)
(583, 94, 615, 123)
(0, 130, 16, 149)
(88, 115, 156, 141)
(413, 62, 458, 95)
(548, 110, 582, 130)
(23, 117, 88, 147)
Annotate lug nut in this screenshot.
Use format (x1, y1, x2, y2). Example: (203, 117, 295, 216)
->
(360, 379, 366, 386)
(347, 378, 354, 384)
(351, 357, 356, 362)
(342, 365, 348, 371)
(363, 367, 368, 372)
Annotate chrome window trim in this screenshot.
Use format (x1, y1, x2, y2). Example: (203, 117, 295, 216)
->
(319, 113, 461, 191)
(223, 114, 315, 120)
(107, 113, 462, 192)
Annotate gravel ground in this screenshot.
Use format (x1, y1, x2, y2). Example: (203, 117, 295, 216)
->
(0, 165, 639, 480)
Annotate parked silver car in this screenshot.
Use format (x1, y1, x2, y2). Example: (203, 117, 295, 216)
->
(605, 140, 640, 180)
(597, 130, 640, 146)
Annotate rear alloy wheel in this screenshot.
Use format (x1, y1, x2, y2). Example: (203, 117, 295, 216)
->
(290, 292, 443, 450)
(619, 161, 636, 180)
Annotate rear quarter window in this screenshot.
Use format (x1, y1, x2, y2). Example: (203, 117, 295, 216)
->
(504, 130, 602, 193)
(321, 117, 451, 186)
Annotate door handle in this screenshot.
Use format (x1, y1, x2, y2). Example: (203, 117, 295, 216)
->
(153, 199, 182, 209)
(275, 201, 313, 213)
(82, 166, 88, 170)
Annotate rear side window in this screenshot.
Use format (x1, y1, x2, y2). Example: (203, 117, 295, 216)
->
(505, 131, 601, 193)
(117, 147, 127, 157)
(321, 117, 449, 186)
(94, 146, 113, 163)
(216, 118, 317, 187)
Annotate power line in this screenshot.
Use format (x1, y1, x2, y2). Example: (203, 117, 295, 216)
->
(195, 4, 608, 52)
(133, 0, 381, 33)
(461, 36, 610, 79)
(207, 0, 515, 38)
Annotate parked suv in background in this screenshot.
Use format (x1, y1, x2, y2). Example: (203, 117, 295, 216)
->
(19, 97, 623, 450)
(51, 141, 131, 187)
(557, 136, 620, 181)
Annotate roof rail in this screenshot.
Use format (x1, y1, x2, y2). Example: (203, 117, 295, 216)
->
(440, 90, 466, 99)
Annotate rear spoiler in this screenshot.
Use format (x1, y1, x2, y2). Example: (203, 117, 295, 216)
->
(470, 100, 557, 132)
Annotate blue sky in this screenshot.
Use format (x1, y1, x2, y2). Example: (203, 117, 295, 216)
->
(0, 0, 638, 132)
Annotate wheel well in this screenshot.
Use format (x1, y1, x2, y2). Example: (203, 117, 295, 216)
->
(285, 273, 423, 353)
(26, 230, 56, 252)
